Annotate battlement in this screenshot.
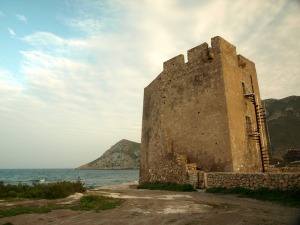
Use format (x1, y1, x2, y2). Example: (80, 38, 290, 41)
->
(163, 36, 240, 71)
(162, 43, 215, 71)
(163, 54, 185, 71)
(211, 36, 236, 54)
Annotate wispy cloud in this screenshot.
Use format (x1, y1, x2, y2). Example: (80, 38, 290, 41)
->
(0, 11, 5, 17)
(0, 69, 22, 106)
(65, 19, 104, 36)
(22, 32, 87, 56)
(63, 0, 120, 35)
(16, 0, 298, 132)
(8, 27, 16, 38)
(16, 0, 298, 140)
(115, 0, 300, 99)
(15, 13, 27, 22)
(20, 30, 144, 122)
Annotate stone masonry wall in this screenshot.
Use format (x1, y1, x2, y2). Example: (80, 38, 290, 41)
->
(195, 172, 300, 190)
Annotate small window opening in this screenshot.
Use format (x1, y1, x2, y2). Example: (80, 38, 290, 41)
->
(245, 116, 252, 133)
(242, 82, 246, 94)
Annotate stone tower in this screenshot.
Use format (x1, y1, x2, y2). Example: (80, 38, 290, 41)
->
(140, 36, 269, 184)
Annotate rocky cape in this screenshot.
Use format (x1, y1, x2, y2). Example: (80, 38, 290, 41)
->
(77, 139, 140, 170)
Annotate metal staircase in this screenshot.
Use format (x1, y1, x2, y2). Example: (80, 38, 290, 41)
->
(244, 93, 269, 172)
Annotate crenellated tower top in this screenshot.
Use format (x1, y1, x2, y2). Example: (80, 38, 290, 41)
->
(163, 36, 254, 72)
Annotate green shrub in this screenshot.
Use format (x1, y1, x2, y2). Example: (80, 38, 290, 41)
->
(76, 195, 122, 211)
(0, 194, 123, 218)
(79, 195, 102, 209)
(0, 206, 52, 218)
(0, 181, 86, 199)
(137, 181, 196, 192)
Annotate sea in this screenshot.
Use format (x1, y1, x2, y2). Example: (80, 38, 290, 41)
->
(0, 169, 139, 189)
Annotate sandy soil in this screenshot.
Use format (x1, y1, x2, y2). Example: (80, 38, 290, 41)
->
(0, 182, 299, 225)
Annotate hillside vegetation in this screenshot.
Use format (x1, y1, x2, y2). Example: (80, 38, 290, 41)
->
(263, 96, 300, 159)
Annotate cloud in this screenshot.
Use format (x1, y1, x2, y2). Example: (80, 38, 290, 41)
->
(15, 13, 27, 22)
(239, 0, 300, 99)
(0, 68, 22, 96)
(0, 69, 23, 116)
(62, 0, 121, 36)
(0, 11, 5, 17)
(8, 27, 16, 38)
(17, 29, 145, 152)
(18, 0, 298, 136)
(116, 0, 299, 99)
(22, 32, 87, 58)
(65, 18, 105, 36)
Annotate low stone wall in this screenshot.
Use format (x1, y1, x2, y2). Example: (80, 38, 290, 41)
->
(195, 172, 300, 190)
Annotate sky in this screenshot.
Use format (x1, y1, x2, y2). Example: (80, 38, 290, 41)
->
(0, 0, 299, 169)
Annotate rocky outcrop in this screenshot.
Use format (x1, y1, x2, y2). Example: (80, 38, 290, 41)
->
(77, 139, 140, 169)
(263, 96, 300, 161)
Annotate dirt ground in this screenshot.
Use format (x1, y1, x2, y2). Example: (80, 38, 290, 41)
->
(0, 182, 299, 225)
